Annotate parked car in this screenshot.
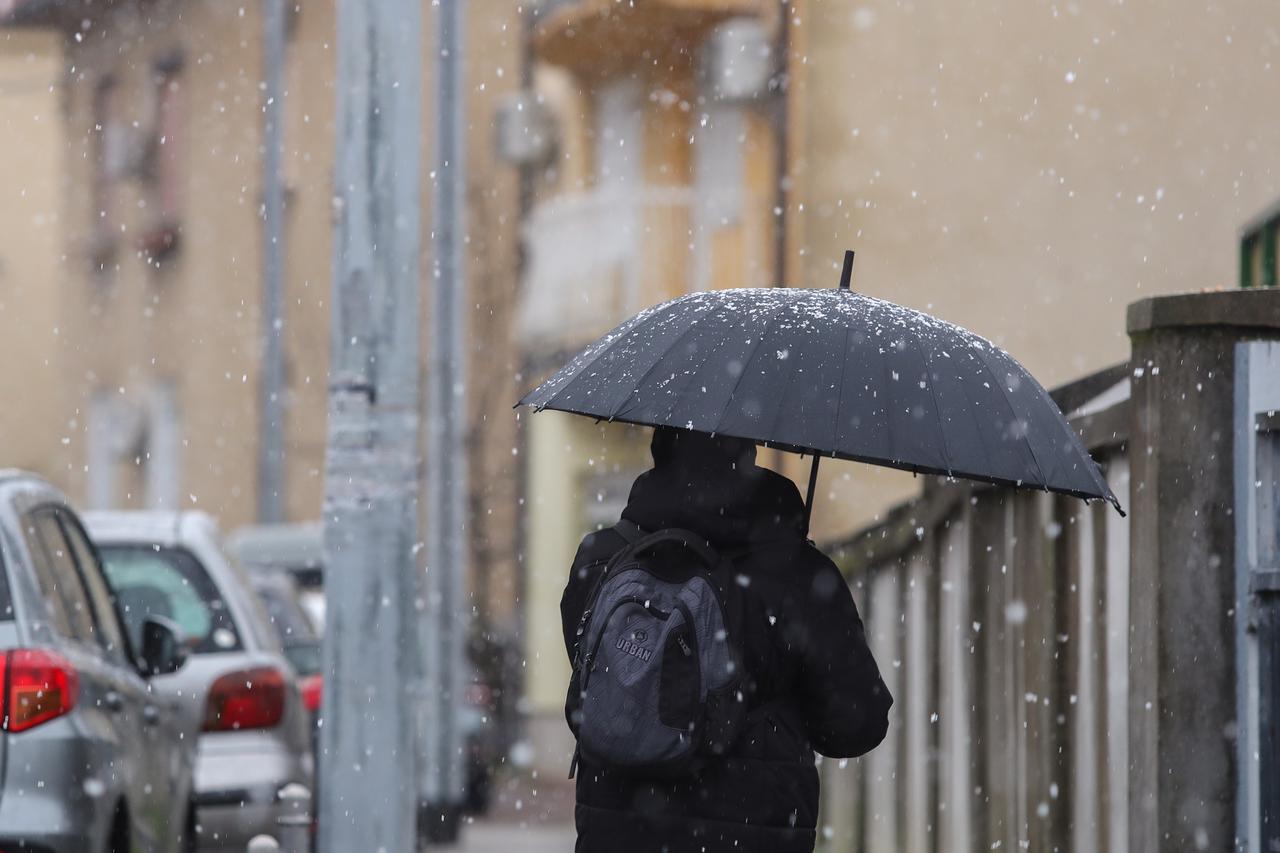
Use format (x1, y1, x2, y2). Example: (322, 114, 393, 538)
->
(0, 471, 193, 852)
(226, 523, 325, 630)
(85, 511, 313, 853)
(229, 522, 499, 817)
(248, 570, 322, 726)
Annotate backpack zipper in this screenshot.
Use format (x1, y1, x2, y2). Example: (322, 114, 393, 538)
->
(579, 595, 669, 691)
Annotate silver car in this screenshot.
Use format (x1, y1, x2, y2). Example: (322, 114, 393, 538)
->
(0, 471, 193, 852)
(85, 511, 313, 853)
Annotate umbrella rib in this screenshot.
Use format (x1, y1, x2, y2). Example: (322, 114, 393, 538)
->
(707, 308, 781, 435)
(971, 346, 1051, 490)
(908, 328, 956, 475)
(1022, 367, 1115, 500)
(533, 303, 672, 408)
(653, 313, 735, 427)
(830, 322, 852, 454)
(608, 308, 715, 422)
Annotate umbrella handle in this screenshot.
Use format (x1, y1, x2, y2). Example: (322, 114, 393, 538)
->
(803, 455, 821, 536)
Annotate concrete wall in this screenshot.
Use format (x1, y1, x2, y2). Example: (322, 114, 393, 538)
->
(1125, 290, 1280, 853)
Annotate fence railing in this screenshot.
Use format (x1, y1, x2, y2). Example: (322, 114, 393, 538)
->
(821, 379, 1132, 853)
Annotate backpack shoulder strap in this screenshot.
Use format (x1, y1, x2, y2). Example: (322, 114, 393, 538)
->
(613, 519, 645, 544)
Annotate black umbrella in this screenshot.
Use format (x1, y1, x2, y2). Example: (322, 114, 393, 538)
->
(519, 251, 1123, 528)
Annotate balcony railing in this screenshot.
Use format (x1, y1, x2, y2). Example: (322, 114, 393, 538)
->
(531, 0, 766, 76)
(518, 186, 696, 352)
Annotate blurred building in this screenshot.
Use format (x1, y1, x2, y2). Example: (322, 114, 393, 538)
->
(511, 0, 1280, 776)
(0, 0, 526, 647)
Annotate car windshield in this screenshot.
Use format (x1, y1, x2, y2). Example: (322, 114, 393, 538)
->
(98, 544, 243, 655)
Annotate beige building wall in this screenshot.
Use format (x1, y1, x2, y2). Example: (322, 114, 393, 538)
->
(788, 0, 1280, 539)
(59, 0, 272, 522)
(44, 0, 524, 649)
(0, 29, 63, 483)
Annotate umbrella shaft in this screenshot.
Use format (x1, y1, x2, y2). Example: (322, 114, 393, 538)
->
(804, 455, 821, 536)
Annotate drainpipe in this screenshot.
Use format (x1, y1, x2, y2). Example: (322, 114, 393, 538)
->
(258, 0, 287, 523)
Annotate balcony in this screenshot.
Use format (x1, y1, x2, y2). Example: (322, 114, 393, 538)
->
(518, 186, 696, 354)
(1, 0, 101, 28)
(531, 0, 767, 77)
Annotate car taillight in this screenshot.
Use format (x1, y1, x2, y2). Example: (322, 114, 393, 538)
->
(465, 682, 492, 710)
(299, 674, 322, 713)
(3, 649, 79, 733)
(203, 667, 285, 732)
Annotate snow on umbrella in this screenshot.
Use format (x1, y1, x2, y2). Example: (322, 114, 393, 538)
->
(518, 251, 1123, 528)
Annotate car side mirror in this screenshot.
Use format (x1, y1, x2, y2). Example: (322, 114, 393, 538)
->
(140, 616, 188, 677)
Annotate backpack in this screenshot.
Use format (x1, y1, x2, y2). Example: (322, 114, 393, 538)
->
(566, 521, 749, 778)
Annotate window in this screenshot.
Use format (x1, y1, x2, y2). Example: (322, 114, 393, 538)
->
(98, 544, 242, 655)
(153, 58, 184, 222)
(138, 55, 184, 264)
(58, 512, 130, 663)
(1241, 210, 1280, 289)
(25, 513, 95, 644)
(145, 382, 181, 509)
(89, 75, 119, 277)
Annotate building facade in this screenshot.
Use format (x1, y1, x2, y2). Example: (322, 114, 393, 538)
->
(515, 0, 785, 772)
(0, 0, 527, 668)
(512, 0, 1280, 780)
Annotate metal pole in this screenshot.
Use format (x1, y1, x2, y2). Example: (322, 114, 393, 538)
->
(258, 0, 286, 523)
(422, 0, 468, 841)
(318, 0, 423, 846)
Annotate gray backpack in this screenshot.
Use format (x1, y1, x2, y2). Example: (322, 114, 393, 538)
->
(566, 522, 748, 778)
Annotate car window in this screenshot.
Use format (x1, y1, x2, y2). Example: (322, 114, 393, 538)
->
(20, 517, 72, 635)
(255, 580, 318, 644)
(97, 544, 243, 655)
(26, 512, 96, 645)
(220, 547, 282, 653)
(0, 526, 19, 622)
(57, 511, 131, 663)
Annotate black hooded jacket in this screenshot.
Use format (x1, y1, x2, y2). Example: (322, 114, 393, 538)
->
(561, 439, 892, 853)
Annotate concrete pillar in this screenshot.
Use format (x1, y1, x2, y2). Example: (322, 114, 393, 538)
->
(1125, 290, 1280, 853)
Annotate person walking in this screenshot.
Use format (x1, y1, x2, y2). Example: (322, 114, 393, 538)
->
(561, 426, 893, 853)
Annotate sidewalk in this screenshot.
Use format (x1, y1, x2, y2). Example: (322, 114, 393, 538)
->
(439, 768, 576, 852)
(445, 820, 575, 852)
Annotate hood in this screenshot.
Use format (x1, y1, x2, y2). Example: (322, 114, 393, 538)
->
(620, 462, 807, 548)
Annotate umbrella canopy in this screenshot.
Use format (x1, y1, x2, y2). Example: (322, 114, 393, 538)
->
(519, 254, 1122, 519)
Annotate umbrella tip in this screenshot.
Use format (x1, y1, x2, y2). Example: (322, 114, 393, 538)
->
(839, 250, 855, 291)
